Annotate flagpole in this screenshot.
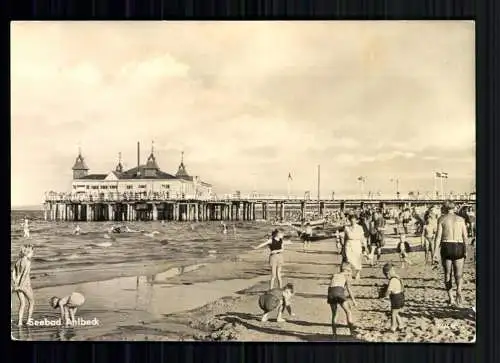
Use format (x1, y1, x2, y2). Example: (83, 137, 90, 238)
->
(440, 174, 444, 199)
(317, 165, 321, 201)
(287, 174, 291, 199)
(434, 172, 437, 199)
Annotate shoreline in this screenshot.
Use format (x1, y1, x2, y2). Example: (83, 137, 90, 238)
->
(11, 226, 476, 342)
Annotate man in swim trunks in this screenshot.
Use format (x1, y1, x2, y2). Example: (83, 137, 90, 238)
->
(301, 223, 313, 251)
(400, 208, 412, 235)
(433, 201, 468, 306)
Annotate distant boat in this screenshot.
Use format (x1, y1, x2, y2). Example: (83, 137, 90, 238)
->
(291, 219, 326, 228)
(297, 231, 334, 242)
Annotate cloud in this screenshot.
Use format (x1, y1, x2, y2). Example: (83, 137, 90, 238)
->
(10, 22, 475, 205)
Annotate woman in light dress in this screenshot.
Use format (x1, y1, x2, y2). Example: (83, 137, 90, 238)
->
(343, 214, 365, 280)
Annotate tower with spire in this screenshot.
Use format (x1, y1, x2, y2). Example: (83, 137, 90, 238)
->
(72, 148, 89, 179)
(115, 152, 123, 174)
(176, 151, 190, 179)
(144, 141, 160, 178)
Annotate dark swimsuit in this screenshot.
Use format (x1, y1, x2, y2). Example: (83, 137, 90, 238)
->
(389, 277, 405, 310)
(268, 238, 283, 252)
(440, 242, 466, 261)
(327, 286, 346, 304)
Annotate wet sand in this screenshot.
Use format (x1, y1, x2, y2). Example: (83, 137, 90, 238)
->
(12, 225, 476, 342)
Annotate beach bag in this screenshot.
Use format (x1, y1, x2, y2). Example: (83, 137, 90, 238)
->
(258, 292, 281, 313)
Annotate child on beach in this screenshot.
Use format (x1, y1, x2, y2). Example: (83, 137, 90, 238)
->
(397, 234, 412, 268)
(258, 283, 295, 323)
(327, 263, 357, 336)
(49, 292, 86, 326)
(380, 263, 406, 332)
(11, 244, 35, 326)
(22, 217, 30, 238)
(73, 224, 81, 235)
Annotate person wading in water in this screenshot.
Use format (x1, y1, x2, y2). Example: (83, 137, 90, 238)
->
(433, 201, 468, 306)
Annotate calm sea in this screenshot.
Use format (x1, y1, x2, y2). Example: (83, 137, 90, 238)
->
(11, 210, 276, 285)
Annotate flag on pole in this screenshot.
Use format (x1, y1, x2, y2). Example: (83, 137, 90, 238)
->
(357, 176, 366, 182)
(435, 172, 441, 178)
(441, 172, 448, 179)
(288, 172, 293, 181)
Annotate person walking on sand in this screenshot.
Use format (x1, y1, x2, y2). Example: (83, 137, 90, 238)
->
(380, 263, 406, 332)
(11, 245, 35, 326)
(327, 263, 357, 336)
(433, 201, 468, 306)
(253, 229, 293, 289)
(397, 234, 413, 268)
(343, 214, 365, 280)
(367, 209, 386, 265)
(421, 212, 437, 264)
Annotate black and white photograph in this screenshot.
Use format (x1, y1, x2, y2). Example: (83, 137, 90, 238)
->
(11, 21, 475, 342)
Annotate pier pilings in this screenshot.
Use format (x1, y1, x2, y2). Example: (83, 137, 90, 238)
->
(41, 197, 474, 223)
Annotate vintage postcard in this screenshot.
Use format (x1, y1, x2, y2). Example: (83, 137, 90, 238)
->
(11, 21, 475, 342)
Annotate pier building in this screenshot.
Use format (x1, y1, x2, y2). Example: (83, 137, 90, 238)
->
(43, 142, 475, 222)
(71, 142, 212, 201)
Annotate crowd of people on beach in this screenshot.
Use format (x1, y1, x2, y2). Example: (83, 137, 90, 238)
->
(12, 200, 475, 340)
(254, 200, 475, 337)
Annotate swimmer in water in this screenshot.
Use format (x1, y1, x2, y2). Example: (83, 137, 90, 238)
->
(22, 217, 30, 238)
(73, 224, 81, 235)
(221, 221, 228, 234)
(49, 292, 85, 326)
(380, 263, 406, 332)
(11, 245, 35, 326)
(327, 262, 357, 336)
(433, 201, 468, 306)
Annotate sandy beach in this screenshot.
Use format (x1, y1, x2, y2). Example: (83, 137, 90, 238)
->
(11, 225, 476, 342)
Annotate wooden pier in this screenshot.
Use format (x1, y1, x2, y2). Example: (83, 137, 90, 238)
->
(42, 194, 475, 222)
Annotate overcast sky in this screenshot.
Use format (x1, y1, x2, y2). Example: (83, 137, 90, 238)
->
(11, 21, 475, 206)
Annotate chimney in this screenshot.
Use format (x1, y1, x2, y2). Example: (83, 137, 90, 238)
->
(137, 142, 141, 176)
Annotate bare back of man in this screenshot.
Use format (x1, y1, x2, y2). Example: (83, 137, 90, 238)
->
(434, 204, 468, 306)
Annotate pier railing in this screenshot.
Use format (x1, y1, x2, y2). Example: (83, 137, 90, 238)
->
(44, 192, 475, 204)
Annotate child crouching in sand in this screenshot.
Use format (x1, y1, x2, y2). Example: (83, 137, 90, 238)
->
(380, 263, 406, 332)
(327, 263, 357, 336)
(50, 292, 85, 326)
(11, 244, 35, 326)
(258, 283, 294, 323)
(397, 234, 412, 268)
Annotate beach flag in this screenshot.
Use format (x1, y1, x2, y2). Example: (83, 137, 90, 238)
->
(441, 172, 448, 179)
(357, 176, 366, 182)
(288, 172, 293, 181)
